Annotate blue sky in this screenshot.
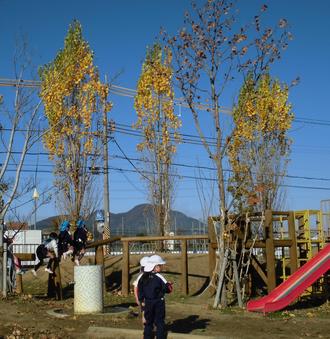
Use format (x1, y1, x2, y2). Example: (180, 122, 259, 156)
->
(1, 0, 330, 223)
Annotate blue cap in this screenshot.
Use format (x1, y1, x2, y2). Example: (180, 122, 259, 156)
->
(77, 220, 85, 228)
(60, 220, 70, 232)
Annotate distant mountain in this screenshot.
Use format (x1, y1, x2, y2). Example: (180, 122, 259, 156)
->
(36, 204, 205, 237)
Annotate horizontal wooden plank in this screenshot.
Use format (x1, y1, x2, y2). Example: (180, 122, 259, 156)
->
(85, 236, 122, 249)
(245, 239, 293, 248)
(15, 253, 35, 261)
(121, 235, 208, 242)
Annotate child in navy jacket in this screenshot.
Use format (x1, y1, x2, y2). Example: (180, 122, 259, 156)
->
(138, 255, 173, 339)
(58, 220, 74, 260)
(73, 220, 88, 265)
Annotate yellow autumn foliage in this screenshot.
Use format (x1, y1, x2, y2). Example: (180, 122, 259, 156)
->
(39, 20, 112, 221)
(134, 44, 181, 164)
(227, 73, 293, 210)
(39, 21, 111, 159)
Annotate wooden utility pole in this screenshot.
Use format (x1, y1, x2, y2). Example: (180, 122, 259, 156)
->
(102, 80, 110, 255)
(0, 208, 4, 291)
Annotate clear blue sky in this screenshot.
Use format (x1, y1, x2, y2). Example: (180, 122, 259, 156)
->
(1, 0, 330, 223)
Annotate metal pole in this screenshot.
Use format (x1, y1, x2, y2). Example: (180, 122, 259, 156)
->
(34, 198, 37, 230)
(32, 188, 39, 230)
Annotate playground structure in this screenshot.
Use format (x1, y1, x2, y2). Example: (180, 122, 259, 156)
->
(5, 208, 330, 313)
(247, 243, 330, 313)
(208, 208, 329, 309)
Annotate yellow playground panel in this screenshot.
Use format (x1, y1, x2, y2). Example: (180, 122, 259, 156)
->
(293, 210, 326, 294)
(294, 209, 325, 265)
(277, 210, 326, 288)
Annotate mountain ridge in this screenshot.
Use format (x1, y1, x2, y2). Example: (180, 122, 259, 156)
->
(36, 203, 205, 237)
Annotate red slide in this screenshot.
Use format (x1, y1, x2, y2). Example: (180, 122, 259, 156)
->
(247, 243, 330, 313)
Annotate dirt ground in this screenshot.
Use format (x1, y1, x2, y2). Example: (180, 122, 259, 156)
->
(0, 254, 329, 339)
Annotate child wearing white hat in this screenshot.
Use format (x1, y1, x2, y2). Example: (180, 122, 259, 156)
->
(137, 254, 173, 339)
(133, 255, 150, 324)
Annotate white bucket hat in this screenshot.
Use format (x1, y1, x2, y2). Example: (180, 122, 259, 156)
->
(139, 256, 150, 267)
(143, 254, 166, 272)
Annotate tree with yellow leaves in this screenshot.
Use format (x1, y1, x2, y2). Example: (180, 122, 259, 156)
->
(166, 0, 293, 306)
(134, 44, 181, 238)
(228, 73, 293, 212)
(39, 21, 111, 224)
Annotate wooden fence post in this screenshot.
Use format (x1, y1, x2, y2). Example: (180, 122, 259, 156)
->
(95, 245, 106, 292)
(48, 258, 62, 300)
(122, 240, 129, 296)
(95, 246, 104, 266)
(208, 217, 217, 283)
(288, 211, 298, 274)
(181, 239, 188, 295)
(264, 210, 276, 292)
(15, 274, 23, 295)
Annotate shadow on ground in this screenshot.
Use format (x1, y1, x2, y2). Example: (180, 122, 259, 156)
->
(285, 295, 330, 311)
(167, 314, 210, 334)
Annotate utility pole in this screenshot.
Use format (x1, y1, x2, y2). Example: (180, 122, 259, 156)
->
(0, 199, 4, 291)
(0, 217, 3, 291)
(102, 79, 110, 255)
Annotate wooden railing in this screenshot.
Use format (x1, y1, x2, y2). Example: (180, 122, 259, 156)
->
(13, 235, 208, 298)
(86, 235, 208, 296)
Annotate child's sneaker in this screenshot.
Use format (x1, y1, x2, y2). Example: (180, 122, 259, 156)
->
(31, 269, 37, 277)
(45, 268, 53, 274)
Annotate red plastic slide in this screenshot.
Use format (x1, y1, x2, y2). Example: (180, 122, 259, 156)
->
(247, 243, 330, 313)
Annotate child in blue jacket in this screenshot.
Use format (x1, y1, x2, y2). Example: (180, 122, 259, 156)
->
(137, 254, 173, 339)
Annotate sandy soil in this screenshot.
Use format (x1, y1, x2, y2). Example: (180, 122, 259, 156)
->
(0, 254, 329, 338)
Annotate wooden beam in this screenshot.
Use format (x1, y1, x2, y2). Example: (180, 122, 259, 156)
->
(15, 274, 23, 294)
(264, 210, 276, 292)
(85, 236, 121, 249)
(95, 246, 104, 266)
(245, 239, 292, 248)
(15, 253, 35, 261)
(251, 256, 268, 285)
(121, 235, 208, 242)
(47, 258, 62, 300)
(181, 240, 188, 295)
(288, 211, 298, 274)
(122, 241, 130, 297)
(208, 217, 217, 282)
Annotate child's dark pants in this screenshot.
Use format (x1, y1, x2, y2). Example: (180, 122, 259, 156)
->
(143, 298, 166, 339)
(34, 245, 53, 271)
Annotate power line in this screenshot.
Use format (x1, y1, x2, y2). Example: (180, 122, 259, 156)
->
(8, 185, 55, 211)
(2, 77, 330, 126)
(4, 150, 330, 183)
(4, 158, 330, 191)
(107, 165, 330, 191)
(3, 117, 330, 150)
(0, 78, 231, 114)
(112, 138, 153, 183)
